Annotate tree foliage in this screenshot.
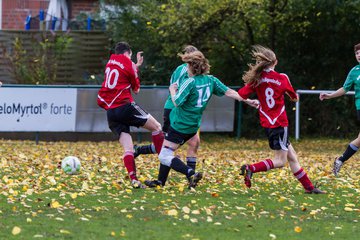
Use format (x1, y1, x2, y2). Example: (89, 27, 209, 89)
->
(102, 0, 360, 137)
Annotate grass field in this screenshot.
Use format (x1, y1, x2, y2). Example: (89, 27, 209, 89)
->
(0, 136, 359, 239)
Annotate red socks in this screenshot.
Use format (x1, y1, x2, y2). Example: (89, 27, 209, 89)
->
(152, 131, 164, 154)
(248, 160, 314, 191)
(294, 168, 314, 191)
(123, 151, 137, 180)
(249, 159, 274, 173)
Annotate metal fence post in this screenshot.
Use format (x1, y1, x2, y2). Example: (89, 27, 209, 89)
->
(235, 101, 242, 139)
(39, 10, 45, 31)
(295, 93, 300, 140)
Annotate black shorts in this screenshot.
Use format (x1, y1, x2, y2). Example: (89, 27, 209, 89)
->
(107, 102, 149, 136)
(265, 126, 289, 151)
(162, 108, 172, 132)
(165, 126, 196, 145)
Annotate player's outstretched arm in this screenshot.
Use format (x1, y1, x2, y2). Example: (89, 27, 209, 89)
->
(225, 89, 259, 108)
(225, 88, 243, 101)
(243, 99, 260, 109)
(319, 87, 346, 101)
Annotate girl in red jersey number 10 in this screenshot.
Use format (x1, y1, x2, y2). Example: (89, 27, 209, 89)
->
(238, 45, 325, 194)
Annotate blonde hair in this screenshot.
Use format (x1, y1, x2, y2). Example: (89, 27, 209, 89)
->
(179, 50, 210, 75)
(242, 45, 277, 87)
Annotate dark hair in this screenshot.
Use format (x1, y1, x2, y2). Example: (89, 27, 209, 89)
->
(115, 42, 131, 54)
(354, 43, 360, 52)
(183, 45, 198, 54)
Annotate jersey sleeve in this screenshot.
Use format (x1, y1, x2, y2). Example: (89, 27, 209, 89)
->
(170, 64, 188, 85)
(212, 76, 229, 96)
(172, 78, 195, 106)
(123, 57, 140, 92)
(130, 62, 140, 92)
(237, 83, 255, 99)
(281, 74, 298, 100)
(343, 67, 357, 92)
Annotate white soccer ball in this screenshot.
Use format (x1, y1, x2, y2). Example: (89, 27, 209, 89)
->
(61, 156, 81, 175)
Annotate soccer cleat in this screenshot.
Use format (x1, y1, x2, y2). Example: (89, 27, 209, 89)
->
(305, 182, 326, 194)
(131, 179, 146, 189)
(240, 164, 253, 188)
(332, 157, 343, 177)
(133, 145, 141, 159)
(188, 172, 203, 189)
(144, 180, 162, 188)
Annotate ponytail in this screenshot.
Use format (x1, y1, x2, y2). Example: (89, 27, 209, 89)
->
(242, 45, 277, 87)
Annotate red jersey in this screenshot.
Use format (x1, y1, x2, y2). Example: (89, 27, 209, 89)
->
(238, 69, 297, 128)
(97, 54, 140, 110)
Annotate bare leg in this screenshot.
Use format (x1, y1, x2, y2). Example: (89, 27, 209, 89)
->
(186, 132, 200, 170)
(287, 144, 301, 173)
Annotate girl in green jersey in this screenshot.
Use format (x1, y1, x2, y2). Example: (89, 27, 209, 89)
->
(320, 43, 360, 176)
(154, 50, 258, 188)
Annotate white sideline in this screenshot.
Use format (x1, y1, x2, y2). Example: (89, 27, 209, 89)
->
(295, 90, 355, 140)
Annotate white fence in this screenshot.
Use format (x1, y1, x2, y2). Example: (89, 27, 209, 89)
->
(295, 89, 355, 140)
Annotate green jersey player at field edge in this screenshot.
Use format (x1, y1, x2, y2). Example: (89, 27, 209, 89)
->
(146, 50, 259, 189)
(319, 42, 360, 176)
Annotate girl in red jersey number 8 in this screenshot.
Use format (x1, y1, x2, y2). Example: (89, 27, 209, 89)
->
(238, 45, 325, 194)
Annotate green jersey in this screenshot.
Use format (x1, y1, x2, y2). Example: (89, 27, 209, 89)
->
(164, 64, 189, 109)
(170, 75, 229, 134)
(343, 64, 360, 109)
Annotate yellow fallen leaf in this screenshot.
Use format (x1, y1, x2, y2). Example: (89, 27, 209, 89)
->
(81, 182, 89, 191)
(344, 207, 353, 212)
(269, 233, 277, 239)
(26, 218, 32, 223)
(191, 210, 200, 215)
(50, 200, 61, 209)
(60, 229, 71, 234)
(111, 231, 116, 236)
(345, 203, 355, 207)
(70, 193, 78, 199)
(74, 208, 81, 214)
(167, 209, 178, 216)
(182, 206, 190, 214)
(12, 226, 21, 235)
(294, 226, 302, 233)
